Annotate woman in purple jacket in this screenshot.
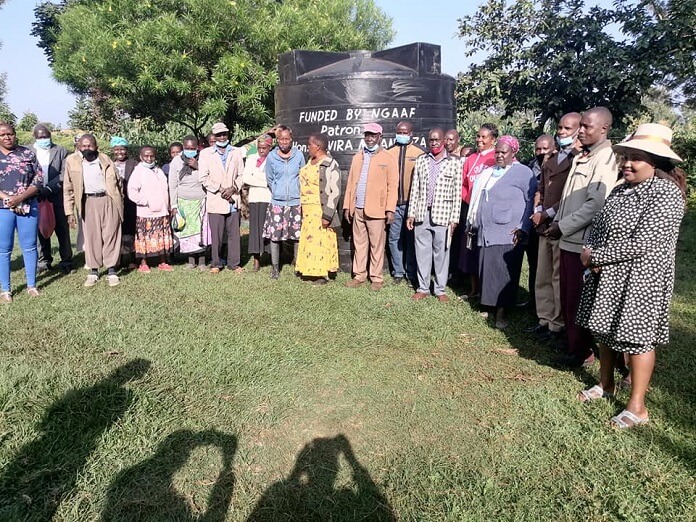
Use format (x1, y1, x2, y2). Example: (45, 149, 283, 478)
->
(466, 135, 537, 329)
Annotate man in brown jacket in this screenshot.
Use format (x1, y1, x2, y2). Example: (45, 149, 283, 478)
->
(343, 123, 398, 291)
(64, 134, 123, 287)
(526, 112, 581, 341)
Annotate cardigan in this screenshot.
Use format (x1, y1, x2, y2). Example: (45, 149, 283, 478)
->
(474, 163, 537, 247)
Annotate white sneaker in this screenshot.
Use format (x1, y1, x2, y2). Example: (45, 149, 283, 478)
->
(106, 274, 120, 287)
(84, 274, 99, 287)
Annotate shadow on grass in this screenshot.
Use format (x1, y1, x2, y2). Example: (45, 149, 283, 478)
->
(247, 434, 395, 521)
(0, 358, 151, 520)
(101, 429, 237, 521)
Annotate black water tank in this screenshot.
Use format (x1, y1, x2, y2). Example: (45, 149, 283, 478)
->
(274, 42, 456, 272)
(275, 42, 456, 168)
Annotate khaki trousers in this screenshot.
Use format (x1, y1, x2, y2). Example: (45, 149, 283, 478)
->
(534, 235, 564, 332)
(351, 208, 386, 283)
(83, 196, 122, 270)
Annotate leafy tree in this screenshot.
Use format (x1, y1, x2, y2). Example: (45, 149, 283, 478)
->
(17, 111, 39, 132)
(617, 0, 696, 108)
(456, 0, 653, 132)
(33, 0, 393, 137)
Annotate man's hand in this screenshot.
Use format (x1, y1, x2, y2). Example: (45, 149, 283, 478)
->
(406, 217, 415, 231)
(186, 158, 199, 170)
(221, 187, 233, 201)
(544, 222, 562, 239)
(511, 228, 526, 246)
(580, 246, 592, 268)
(450, 222, 457, 236)
(321, 218, 331, 229)
(531, 210, 547, 227)
(385, 211, 395, 225)
(68, 215, 77, 229)
(343, 209, 351, 223)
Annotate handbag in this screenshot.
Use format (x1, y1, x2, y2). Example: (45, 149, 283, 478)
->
(171, 208, 186, 232)
(38, 200, 56, 238)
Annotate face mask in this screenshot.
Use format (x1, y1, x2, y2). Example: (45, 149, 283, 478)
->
(395, 135, 411, 145)
(141, 161, 156, 169)
(536, 154, 546, 164)
(216, 140, 229, 148)
(81, 149, 99, 162)
(430, 144, 445, 155)
(364, 144, 379, 152)
(35, 138, 52, 149)
(183, 150, 197, 159)
(557, 135, 574, 148)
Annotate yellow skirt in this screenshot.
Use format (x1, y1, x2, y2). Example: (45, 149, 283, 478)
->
(296, 204, 338, 277)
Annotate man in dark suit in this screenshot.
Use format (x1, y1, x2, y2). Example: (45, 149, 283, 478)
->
(32, 124, 74, 273)
(524, 113, 581, 341)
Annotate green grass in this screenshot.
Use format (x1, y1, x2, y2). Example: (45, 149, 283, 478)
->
(1, 207, 695, 521)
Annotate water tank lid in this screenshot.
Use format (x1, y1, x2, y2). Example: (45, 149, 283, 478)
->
(300, 56, 413, 80)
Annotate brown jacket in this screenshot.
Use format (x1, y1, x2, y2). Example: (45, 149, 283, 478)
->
(384, 142, 425, 204)
(198, 145, 245, 215)
(535, 149, 574, 233)
(343, 148, 398, 219)
(63, 152, 123, 220)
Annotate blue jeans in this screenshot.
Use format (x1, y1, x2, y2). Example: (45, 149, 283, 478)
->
(0, 201, 39, 292)
(388, 203, 416, 280)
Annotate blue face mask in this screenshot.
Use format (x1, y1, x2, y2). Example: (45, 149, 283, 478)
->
(364, 143, 379, 152)
(183, 150, 197, 159)
(35, 138, 52, 149)
(395, 135, 411, 145)
(216, 140, 229, 148)
(557, 135, 574, 148)
(141, 161, 156, 169)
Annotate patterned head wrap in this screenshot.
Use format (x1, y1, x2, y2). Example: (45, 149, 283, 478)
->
(110, 136, 129, 148)
(497, 135, 519, 155)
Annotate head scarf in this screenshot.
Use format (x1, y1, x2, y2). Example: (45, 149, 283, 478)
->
(110, 136, 129, 148)
(497, 135, 519, 156)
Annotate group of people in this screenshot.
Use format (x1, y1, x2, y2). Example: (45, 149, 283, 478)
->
(0, 108, 687, 428)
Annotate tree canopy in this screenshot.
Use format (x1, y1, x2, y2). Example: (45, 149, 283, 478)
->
(456, 0, 655, 132)
(33, 0, 394, 137)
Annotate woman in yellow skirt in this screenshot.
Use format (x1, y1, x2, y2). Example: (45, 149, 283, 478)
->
(296, 132, 341, 285)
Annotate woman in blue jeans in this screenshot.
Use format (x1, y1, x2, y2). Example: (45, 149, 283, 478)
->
(0, 122, 43, 303)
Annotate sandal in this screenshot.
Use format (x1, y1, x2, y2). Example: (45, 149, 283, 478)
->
(138, 264, 151, 273)
(210, 267, 221, 274)
(230, 266, 245, 274)
(27, 287, 41, 297)
(578, 385, 614, 402)
(610, 409, 649, 429)
(0, 291, 12, 304)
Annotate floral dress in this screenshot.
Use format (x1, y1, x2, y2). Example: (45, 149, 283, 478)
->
(295, 162, 338, 278)
(576, 177, 685, 354)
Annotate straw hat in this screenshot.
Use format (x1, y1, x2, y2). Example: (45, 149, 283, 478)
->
(613, 123, 682, 162)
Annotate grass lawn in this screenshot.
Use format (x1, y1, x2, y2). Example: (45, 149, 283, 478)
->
(1, 207, 695, 521)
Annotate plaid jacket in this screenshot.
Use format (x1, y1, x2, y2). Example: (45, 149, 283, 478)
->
(408, 154, 462, 226)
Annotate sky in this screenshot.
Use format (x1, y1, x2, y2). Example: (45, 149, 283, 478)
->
(0, 0, 480, 127)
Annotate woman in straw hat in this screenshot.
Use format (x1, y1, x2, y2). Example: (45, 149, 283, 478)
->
(576, 123, 687, 429)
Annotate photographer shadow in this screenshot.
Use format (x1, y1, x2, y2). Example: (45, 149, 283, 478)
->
(0, 358, 151, 521)
(101, 429, 237, 521)
(247, 434, 395, 521)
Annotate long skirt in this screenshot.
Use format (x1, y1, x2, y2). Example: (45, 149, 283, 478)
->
(135, 216, 173, 259)
(296, 203, 338, 277)
(479, 243, 524, 308)
(458, 222, 479, 275)
(263, 204, 302, 242)
(174, 197, 210, 254)
(248, 202, 269, 255)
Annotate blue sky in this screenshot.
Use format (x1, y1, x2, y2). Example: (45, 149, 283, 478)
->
(0, 0, 479, 126)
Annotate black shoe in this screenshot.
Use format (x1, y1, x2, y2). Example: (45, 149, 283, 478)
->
(523, 323, 547, 334)
(392, 276, 404, 285)
(270, 267, 280, 280)
(555, 353, 595, 369)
